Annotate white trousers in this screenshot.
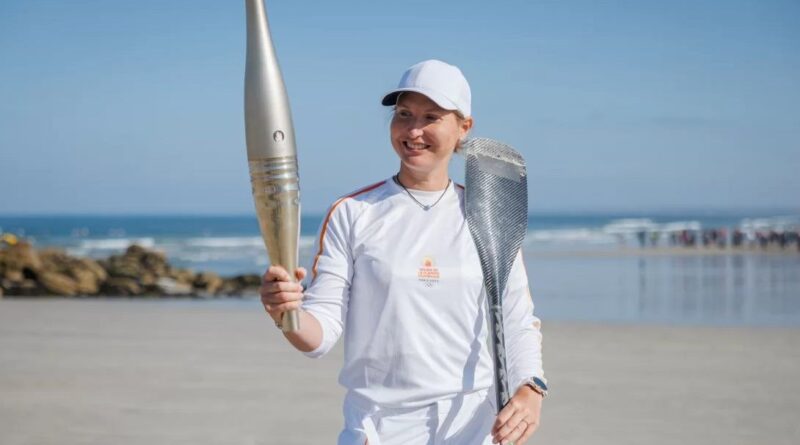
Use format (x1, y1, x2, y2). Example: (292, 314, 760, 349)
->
(338, 389, 496, 445)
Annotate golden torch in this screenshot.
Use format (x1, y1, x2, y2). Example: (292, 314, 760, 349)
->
(244, 0, 300, 331)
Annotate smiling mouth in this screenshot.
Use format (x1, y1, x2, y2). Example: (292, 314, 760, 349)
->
(403, 141, 430, 150)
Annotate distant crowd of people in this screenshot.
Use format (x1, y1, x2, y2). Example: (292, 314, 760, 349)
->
(634, 228, 800, 251)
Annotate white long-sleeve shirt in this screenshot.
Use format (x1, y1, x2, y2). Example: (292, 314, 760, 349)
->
(301, 178, 544, 408)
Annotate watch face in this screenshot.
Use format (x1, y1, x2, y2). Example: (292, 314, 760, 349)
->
(533, 377, 548, 391)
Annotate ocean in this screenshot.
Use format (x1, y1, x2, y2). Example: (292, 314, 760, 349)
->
(2, 212, 799, 326)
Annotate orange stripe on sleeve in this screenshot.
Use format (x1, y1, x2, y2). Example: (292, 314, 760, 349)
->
(311, 181, 385, 279)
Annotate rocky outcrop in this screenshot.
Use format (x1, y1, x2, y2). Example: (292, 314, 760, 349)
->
(1, 243, 262, 298)
(1, 241, 45, 296)
(99, 277, 142, 296)
(193, 271, 223, 296)
(0, 241, 42, 275)
(38, 249, 107, 295)
(218, 273, 262, 296)
(155, 277, 193, 296)
(38, 271, 79, 296)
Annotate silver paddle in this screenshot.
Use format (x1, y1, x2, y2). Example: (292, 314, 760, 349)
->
(463, 137, 528, 412)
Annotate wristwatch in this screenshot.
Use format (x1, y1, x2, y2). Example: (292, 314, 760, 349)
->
(521, 376, 548, 399)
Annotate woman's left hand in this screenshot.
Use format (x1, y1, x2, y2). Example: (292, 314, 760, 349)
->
(491, 385, 543, 444)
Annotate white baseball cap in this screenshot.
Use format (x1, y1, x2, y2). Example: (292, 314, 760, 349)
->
(381, 59, 472, 117)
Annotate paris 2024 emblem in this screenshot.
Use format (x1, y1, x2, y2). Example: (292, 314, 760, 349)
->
(417, 256, 440, 288)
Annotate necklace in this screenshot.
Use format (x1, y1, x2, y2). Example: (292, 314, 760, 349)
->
(393, 175, 451, 211)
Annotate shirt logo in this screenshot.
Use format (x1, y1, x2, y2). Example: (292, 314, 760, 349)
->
(417, 256, 440, 287)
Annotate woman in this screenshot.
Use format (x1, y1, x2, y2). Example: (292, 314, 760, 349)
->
(260, 59, 546, 445)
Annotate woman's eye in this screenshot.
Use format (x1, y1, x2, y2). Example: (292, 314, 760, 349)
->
(426, 115, 441, 121)
(397, 110, 411, 118)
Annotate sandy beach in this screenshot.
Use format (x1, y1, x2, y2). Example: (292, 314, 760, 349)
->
(1, 298, 798, 445)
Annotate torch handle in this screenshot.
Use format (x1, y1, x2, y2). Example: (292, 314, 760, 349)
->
(249, 158, 301, 332)
(281, 309, 300, 332)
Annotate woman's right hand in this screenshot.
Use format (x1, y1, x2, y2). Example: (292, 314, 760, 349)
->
(260, 265, 307, 326)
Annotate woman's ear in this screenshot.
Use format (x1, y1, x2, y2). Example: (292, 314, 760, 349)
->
(460, 116, 474, 139)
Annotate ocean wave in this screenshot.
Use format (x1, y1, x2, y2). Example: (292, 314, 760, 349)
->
(602, 219, 703, 234)
(527, 228, 614, 244)
(184, 236, 265, 248)
(66, 237, 158, 258)
(657, 221, 703, 232)
(740, 216, 800, 231)
(603, 219, 659, 234)
(525, 219, 715, 245)
(182, 236, 317, 249)
(170, 250, 268, 263)
(77, 237, 156, 250)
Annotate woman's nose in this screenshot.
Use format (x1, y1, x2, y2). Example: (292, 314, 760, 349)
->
(408, 127, 424, 138)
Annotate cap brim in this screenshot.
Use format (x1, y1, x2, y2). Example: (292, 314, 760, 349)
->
(381, 87, 460, 113)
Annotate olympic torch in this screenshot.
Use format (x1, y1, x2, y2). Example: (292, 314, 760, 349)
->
(244, 0, 301, 331)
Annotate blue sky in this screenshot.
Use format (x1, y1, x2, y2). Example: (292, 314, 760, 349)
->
(1, 0, 798, 215)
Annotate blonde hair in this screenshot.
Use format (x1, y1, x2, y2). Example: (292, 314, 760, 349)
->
(454, 113, 468, 153)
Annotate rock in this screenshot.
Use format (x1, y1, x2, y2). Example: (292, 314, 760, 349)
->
(169, 268, 196, 286)
(155, 277, 192, 296)
(39, 271, 78, 296)
(139, 271, 159, 287)
(4, 279, 43, 296)
(39, 250, 106, 295)
(104, 256, 142, 280)
(100, 277, 142, 296)
(71, 268, 99, 294)
(4, 269, 23, 283)
(72, 258, 107, 294)
(39, 249, 71, 272)
(1, 241, 42, 276)
(104, 244, 169, 280)
(140, 253, 168, 277)
(125, 245, 169, 275)
(218, 280, 239, 296)
(2, 242, 258, 300)
(23, 279, 44, 295)
(236, 274, 262, 288)
(77, 258, 107, 282)
(219, 274, 262, 296)
(193, 271, 223, 295)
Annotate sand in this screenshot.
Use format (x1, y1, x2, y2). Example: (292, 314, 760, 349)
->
(1, 298, 798, 445)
